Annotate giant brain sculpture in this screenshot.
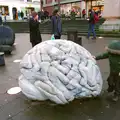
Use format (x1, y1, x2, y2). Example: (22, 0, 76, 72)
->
(19, 40, 103, 104)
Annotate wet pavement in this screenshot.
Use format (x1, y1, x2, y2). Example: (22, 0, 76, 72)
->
(0, 34, 120, 120)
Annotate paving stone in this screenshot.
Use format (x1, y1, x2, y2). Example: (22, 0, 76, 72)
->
(0, 93, 19, 107)
(12, 104, 89, 120)
(7, 118, 13, 120)
(0, 97, 30, 120)
(12, 108, 43, 120)
(0, 92, 28, 107)
(0, 34, 120, 120)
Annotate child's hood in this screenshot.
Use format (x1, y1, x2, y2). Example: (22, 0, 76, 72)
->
(105, 40, 120, 55)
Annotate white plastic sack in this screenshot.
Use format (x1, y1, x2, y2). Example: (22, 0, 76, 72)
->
(19, 40, 103, 104)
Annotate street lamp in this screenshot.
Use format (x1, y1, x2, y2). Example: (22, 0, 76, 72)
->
(58, 0, 60, 10)
(40, 0, 43, 11)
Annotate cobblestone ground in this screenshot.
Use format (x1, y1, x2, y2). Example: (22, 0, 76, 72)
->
(0, 34, 120, 120)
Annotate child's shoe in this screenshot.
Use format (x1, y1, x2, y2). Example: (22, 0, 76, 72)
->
(112, 95, 119, 102)
(107, 87, 114, 93)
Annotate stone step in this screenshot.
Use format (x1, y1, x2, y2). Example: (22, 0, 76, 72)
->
(39, 31, 120, 37)
(13, 29, 120, 37)
(77, 33, 120, 37)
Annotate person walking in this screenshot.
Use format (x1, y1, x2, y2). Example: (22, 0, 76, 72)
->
(29, 11, 42, 47)
(18, 11, 21, 20)
(4, 13, 6, 23)
(51, 9, 62, 39)
(0, 13, 2, 25)
(82, 9, 86, 19)
(87, 9, 99, 40)
(20, 11, 24, 20)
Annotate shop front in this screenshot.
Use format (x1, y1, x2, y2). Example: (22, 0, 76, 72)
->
(86, 0, 104, 15)
(92, 0, 104, 12)
(43, 6, 54, 16)
(0, 1, 40, 20)
(60, 1, 82, 17)
(0, 5, 9, 15)
(86, 0, 104, 17)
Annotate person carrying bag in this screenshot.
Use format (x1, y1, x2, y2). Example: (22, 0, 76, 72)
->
(51, 9, 62, 39)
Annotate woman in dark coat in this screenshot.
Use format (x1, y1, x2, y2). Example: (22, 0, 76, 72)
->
(51, 9, 62, 39)
(29, 11, 42, 47)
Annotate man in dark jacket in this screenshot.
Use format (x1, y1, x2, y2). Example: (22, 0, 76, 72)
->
(20, 11, 24, 20)
(87, 9, 96, 40)
(51, 9, 62, 39)
(29, 11, 42, 47)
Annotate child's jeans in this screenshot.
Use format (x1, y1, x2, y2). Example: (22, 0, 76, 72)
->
(107, 72, 120, 96)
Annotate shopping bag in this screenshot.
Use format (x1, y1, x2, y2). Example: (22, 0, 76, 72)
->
(51, 34, 55, 40)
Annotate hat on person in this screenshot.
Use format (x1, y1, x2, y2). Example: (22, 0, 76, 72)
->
(31, 11, 38, 18)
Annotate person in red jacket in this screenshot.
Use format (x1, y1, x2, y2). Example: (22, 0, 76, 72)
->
(82, 9, 86, 19)
(87, 10, 99, 40)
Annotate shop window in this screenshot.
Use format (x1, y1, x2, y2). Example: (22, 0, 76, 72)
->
(25, 7, 35, 16)
(0, 6, 9, 15)
(12, 7, 18, 20)
(46, 0, 52, 4)
(27, 0, 32, 2)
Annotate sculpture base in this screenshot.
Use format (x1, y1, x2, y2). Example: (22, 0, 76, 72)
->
(99, 19, 120, 32)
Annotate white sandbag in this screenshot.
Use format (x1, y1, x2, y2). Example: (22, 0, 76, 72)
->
(19, 75, 47, 100)
(19, 40, 103, 104)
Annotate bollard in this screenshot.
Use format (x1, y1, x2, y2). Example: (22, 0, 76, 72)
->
(0, 52, 5, 66)
(67, 30, 78, 42)
(67, 30, 82, 46)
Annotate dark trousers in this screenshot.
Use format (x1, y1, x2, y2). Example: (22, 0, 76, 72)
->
(107, 72, 120, 96)
(55, 35, 61, 39)
(31, 42, 40, 47)
(82, 14, 85, 19)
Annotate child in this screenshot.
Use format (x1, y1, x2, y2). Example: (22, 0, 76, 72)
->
(95, 40, 120, 101)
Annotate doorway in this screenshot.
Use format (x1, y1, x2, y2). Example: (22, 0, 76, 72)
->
(12, 7, 17, 20)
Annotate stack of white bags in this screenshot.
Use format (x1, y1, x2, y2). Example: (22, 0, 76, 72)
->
(19, 40, 103, 104)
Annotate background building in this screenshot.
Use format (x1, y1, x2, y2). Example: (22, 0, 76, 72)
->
(0, 0, 40, 20)
(43, 0, 86, 16)
(43, 0, 104, 17)
(86, 0, 104, 16)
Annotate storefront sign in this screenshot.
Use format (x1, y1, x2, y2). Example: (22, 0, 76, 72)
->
(32, 0, 40, 2)
(92, 0, 104, 6)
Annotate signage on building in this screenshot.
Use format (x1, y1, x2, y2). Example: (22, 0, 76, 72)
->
(92, 0, 104, 6)
(32, 0, 40, 2)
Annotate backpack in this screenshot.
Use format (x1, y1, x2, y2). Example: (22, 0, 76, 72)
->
(94, 14, 99, 23)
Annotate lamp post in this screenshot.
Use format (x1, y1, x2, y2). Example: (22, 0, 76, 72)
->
(58, 0, 60, 10)
(40, 0, 43, 11)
